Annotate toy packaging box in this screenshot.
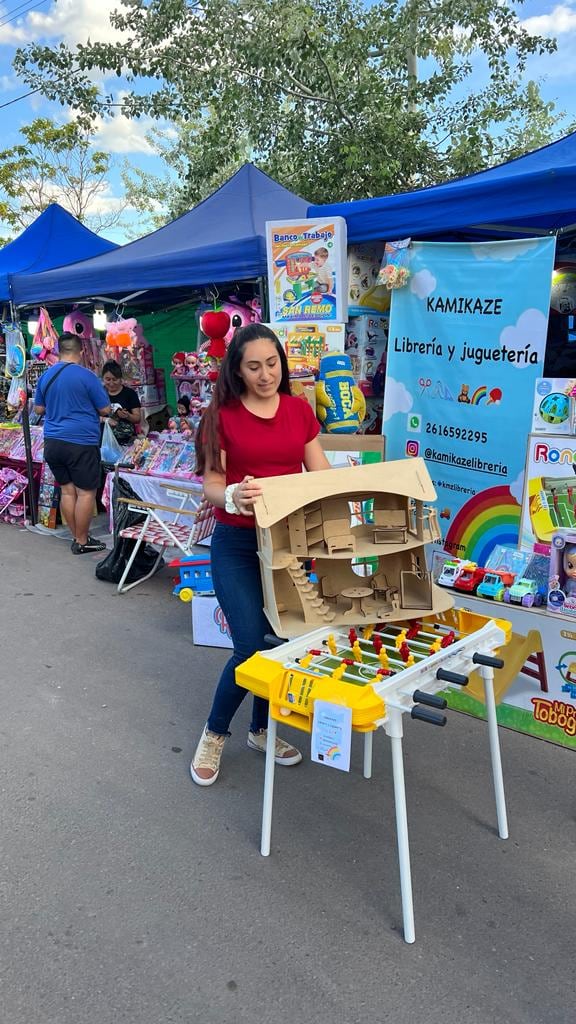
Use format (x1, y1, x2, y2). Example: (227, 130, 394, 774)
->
(532, 378, 576, 434)
(520, 433, 576, 551)
(191, 595, 233, 648)
(266, 217, 348, 323)
(548, 530, 576, 615)
(270, 322, 345, 374)
(347, 243, 390, 316)
(345, 315, 388, 394)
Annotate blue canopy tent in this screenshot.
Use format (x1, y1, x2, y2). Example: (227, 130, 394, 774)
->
(308, 131, 576, 242)
(1, 203, 116, 302)
(12, 164, 308, 307)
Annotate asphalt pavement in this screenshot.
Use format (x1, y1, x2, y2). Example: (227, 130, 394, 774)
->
(0, 524, 573, 1024)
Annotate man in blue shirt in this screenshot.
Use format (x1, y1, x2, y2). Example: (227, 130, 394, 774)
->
(34, 332, 111, 554)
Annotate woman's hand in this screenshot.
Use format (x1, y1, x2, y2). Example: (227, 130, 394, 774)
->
(233, 475, 263, 516)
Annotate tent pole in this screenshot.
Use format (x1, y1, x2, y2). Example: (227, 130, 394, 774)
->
(258, 275, 270, 322)
(21, 393, 37, 527)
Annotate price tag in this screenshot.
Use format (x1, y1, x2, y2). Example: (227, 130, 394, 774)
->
(311, 700, 352, 772)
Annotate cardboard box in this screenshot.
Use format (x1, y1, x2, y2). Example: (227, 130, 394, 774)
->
(347, 242, 390, 315)
(266, 217, 348, 322)
(345, 315, 388, 391)
(192, 595, 233, 648)
(270, 322, 346, 374)
(532, 378, 576, 434)
(548, 529, 576, 615)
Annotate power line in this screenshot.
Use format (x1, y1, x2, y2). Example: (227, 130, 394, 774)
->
(0, 86, 42, 110)
(0, 0, 50, 29)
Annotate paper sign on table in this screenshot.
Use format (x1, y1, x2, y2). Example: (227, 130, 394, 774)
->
(311, 700, 352, 772)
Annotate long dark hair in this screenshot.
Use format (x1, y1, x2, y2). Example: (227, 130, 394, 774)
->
(195, 324, 291, 475)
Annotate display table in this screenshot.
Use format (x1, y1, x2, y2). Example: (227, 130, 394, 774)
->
(451, 593, 575, 749)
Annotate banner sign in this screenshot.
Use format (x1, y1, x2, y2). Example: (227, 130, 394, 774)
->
(383, 238, 556, 564)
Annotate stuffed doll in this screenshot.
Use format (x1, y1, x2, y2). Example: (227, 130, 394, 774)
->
(563, 545, 576, 596)
(171, 352, 187, 376)
(315, 352, 366, 433)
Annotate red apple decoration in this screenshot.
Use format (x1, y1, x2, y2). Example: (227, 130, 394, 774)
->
(201, 309, 230, 359)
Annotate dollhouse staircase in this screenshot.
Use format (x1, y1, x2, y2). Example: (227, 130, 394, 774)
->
(287, 558, 336, 622)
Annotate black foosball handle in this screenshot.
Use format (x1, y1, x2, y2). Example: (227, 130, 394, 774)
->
(472, 653, 504, 669)
(436, 668, 468, 686)
(411, 707, 447, 727)
(413, 690, 447, 710)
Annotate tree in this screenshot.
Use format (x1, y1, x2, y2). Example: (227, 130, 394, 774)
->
(13, 0, 566, 210)
(0, 117, 126, 243)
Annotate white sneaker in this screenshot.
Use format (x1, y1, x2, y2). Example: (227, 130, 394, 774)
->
(247, 729, 302, 766)
(190, 726, 226, 786)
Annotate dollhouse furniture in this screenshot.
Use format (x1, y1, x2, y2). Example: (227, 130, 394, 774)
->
(253, 457, 447, 638)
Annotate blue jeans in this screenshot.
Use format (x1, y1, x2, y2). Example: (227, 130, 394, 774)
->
(206, 523, 272, 735)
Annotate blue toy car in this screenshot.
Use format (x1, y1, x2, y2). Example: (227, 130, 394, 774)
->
(169, 555, 214, 601)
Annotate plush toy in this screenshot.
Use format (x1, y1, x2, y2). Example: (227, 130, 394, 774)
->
(315, 352, 366, 433)
(63, 309, 93, 339)
(200, 309, 231, 360)
(105, 318, 138, 349)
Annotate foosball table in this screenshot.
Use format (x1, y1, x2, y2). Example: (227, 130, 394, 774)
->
(236, 607, 511, 943)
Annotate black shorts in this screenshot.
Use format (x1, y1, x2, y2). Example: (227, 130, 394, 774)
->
(44, 439, 101, 492)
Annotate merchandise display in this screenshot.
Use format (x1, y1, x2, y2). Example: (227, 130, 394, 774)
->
(266, 216, 348, 322)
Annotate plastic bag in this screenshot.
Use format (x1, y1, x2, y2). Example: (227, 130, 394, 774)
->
(95, 475, 164, 584)
(100, 419, 123, 463)
(377, 238, 412, 290)
(5, 326, 26, 377)
(7, 375, 26, 411)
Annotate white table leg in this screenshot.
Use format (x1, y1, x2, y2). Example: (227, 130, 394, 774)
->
(480, 665, 509, 840)
(363, 730, 373, 779)
(260, 711, 278, 857)
(388, 709, 415, 944)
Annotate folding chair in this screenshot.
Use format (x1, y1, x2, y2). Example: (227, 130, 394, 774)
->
(116, 481, 215, 593)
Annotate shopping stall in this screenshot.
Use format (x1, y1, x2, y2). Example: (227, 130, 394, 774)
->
(307, 130, 576, 750)
(3, 166, 309, 536)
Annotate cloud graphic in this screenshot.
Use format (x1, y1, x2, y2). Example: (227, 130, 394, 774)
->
(499, 308, 548, 367)
(509, 472, 525, 506)
(472, 240, 539, 262)
(410, 269, 436, 299)
(383, 377, 413, 422)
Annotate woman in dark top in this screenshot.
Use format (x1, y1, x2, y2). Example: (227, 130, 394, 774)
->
(101, 360, 141, 444)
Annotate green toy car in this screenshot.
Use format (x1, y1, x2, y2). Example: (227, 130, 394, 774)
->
(503, 577, 543, 608)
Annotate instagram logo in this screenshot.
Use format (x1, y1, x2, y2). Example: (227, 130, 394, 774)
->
(405, 440, 420, 457)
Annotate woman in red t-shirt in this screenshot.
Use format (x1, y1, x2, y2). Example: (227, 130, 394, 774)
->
(191, 324, 330, 786)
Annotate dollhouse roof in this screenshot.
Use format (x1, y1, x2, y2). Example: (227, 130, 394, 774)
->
(253, 458, 436, 529)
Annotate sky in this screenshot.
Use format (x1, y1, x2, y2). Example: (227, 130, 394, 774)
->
(0, 0, 576, 244)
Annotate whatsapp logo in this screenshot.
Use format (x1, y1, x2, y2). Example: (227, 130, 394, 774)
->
(408, 413, 422, 433)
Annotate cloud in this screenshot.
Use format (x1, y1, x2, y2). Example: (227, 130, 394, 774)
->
(499, 308, 549, 367)
(472, 239, 539, 262)
(85, 113, 156, 155)
(0, 0, 128, 47)
(383, 377, 413, 421)
(509, 472, 525, 507)
(522, 5, 576, 37)
(410, 269, 436, 299)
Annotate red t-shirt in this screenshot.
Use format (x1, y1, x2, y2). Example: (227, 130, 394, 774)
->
(214, 393, 320, 528)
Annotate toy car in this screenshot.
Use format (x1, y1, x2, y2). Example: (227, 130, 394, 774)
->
(503, 577, 543, 608)
(437, 559, 464, 587)
(476, 569, 515, 601)
(453, 563, 487, 594)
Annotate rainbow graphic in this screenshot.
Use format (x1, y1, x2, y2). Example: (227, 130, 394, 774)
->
(470, 386, 487, 405)
(325, 745, 341, 761)
(443, 485, 521, 565)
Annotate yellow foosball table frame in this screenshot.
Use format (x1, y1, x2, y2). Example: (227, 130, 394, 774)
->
(236, 608, 512, 944)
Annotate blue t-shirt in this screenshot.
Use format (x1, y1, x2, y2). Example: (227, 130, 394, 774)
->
(35, 362, 110, 445)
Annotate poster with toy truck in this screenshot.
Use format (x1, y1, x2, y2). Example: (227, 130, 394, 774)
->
(520, 433, 576, 551)
(266, 217, 347, 323)
(532, 377, 576, 434)
(450, 592, 575, 750)
(270, 322, 345, 375)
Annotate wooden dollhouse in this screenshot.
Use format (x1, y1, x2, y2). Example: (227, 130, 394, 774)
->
(253, 457, 451, 637)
